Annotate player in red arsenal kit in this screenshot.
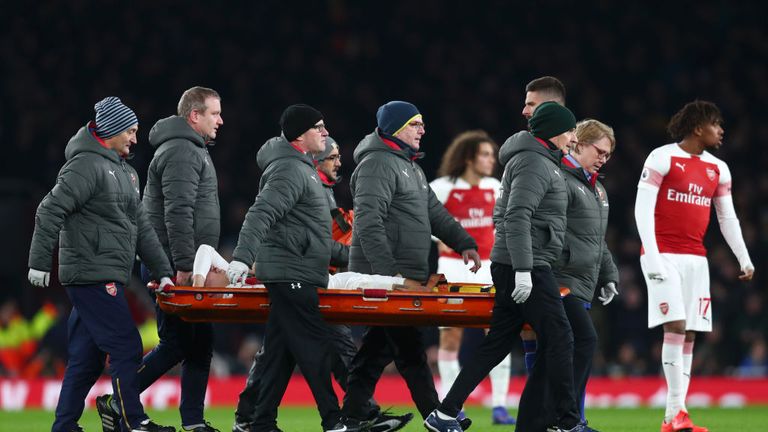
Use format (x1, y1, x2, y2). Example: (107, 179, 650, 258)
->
(430, 130, 516, 425)
(635, 101, 754, 432)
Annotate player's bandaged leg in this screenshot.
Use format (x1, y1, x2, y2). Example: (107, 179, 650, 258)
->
(192, 244, 229, 287)
(662, 332, 686, 422)
(489, 354, 512, 408)
(327, 272, 405, 290)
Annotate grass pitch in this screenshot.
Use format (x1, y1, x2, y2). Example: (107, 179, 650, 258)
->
(2, 406, 766, 431)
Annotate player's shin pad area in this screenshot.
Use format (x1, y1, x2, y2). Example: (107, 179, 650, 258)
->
(2, 406, 767, 431)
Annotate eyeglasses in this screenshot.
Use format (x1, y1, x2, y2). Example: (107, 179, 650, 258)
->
(580, 142, 612, 161)
(408, 121, 426, 130)
(311, 123, 327, 132)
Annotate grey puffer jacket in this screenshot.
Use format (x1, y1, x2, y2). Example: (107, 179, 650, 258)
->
(490, 131, 567, 270)
(553, 160, 619, 303)
(349, 130, 477, 280)
(233, 136, 346, 287)
(143, 116, 220, 271)
(29, 124, 172, 285)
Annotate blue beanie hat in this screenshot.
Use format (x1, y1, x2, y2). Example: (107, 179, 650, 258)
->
(94, 97, 138, 139)
(376, 101, 420, 136)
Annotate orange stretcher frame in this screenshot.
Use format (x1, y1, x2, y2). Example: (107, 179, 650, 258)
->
(157, 276, 495, 328)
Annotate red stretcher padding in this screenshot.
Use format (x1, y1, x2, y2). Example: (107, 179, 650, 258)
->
(156, 279, 495, 327)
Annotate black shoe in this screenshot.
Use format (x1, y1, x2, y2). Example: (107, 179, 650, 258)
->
(183, 422, 220, 431)
(231, 421, 250, 432)
(459, 417, 472, 431)
(370, 410, 414, 432)
(546, 425, 585, 432)
(326, 418, 372, 432)
(96, 394, 119, 432)
(132, 419, 177, 432)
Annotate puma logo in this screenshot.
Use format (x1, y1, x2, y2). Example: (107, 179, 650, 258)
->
(402, 169, 410, 178)
(675, 162, 686, 172)
(577, 186, 586, 195)
(108, 170, 117, 180)
(310, 175, 319, 184)
(453, 192, 464, 202)
(553, 169, 561, 177)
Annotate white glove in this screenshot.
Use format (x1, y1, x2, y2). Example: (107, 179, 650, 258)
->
(511, 271, 533, 303)
(644, 253, 667, 282)
(156, 277, 175, 293)
(28, 268, 50, 287)
(227, 261, 250, 286)
(598, 282, 618, 306)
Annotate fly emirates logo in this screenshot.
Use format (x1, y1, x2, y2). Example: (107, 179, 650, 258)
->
(666, 182, 711, 207)
(457, 208, 494, 228)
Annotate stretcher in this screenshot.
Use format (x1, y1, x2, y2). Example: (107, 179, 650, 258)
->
(156, 275, 495, 327)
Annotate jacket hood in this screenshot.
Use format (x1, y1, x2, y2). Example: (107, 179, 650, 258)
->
(256, 135, 315, 171)
(65, 124, 121, 163)
(148, 116, 206, 149)
(353, 129, 412, 164)
(499, 130, 563, 166)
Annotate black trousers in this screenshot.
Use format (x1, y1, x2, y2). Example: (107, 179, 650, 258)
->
(250, 282, 341, 432)
(532, 294, 599, 430)
(235, 323, 378, 424)
(342, 325, 440, 420)
(562, 295, 597, 421)
(139, 265, 213, 426)
(439, 263, 580, 431)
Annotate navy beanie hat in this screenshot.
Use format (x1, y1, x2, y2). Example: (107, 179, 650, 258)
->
(280, 104, 323, 142)
(376, 101, 420, 135)
(94, 97, 138, 139)
(528, 101, 576, 140)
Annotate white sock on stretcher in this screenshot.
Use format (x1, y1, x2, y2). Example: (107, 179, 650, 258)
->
(192, 244, 230, 280)
(327, 272, 405, 290)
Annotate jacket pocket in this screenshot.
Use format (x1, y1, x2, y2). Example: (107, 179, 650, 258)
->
(285, 229, 309, 256)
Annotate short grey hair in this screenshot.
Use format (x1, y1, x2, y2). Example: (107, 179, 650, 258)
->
(177, 86, 220, 118)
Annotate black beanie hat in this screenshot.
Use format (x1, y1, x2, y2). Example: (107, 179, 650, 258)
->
(280, 104, 323, 142)
(528, 101, 576, 139)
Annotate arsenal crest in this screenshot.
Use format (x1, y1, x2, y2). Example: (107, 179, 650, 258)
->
(659, 302, 669, 315)
(706, 167, 716, 181)
(106, 282, 117, 297)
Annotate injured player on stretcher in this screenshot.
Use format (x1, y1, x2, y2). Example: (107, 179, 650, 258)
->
(191, 244, 423, 291)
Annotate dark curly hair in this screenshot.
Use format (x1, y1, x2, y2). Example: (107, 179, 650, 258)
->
(667, 100, 723, 140)
(437, 130, 498, 179)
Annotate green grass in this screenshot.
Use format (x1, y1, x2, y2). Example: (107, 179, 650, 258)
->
(2, 406, 767, 431)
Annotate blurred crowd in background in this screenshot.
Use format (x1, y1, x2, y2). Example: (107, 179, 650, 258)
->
(1, 0, 766, 379)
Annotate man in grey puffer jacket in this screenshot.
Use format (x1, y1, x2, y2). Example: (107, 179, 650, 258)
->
(94, 87, 223, 432)
(226, 104, 356, 432)
(342, 101, 480, 429)
(428, 102, 583, 432)
(28, 97, 175, 432)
